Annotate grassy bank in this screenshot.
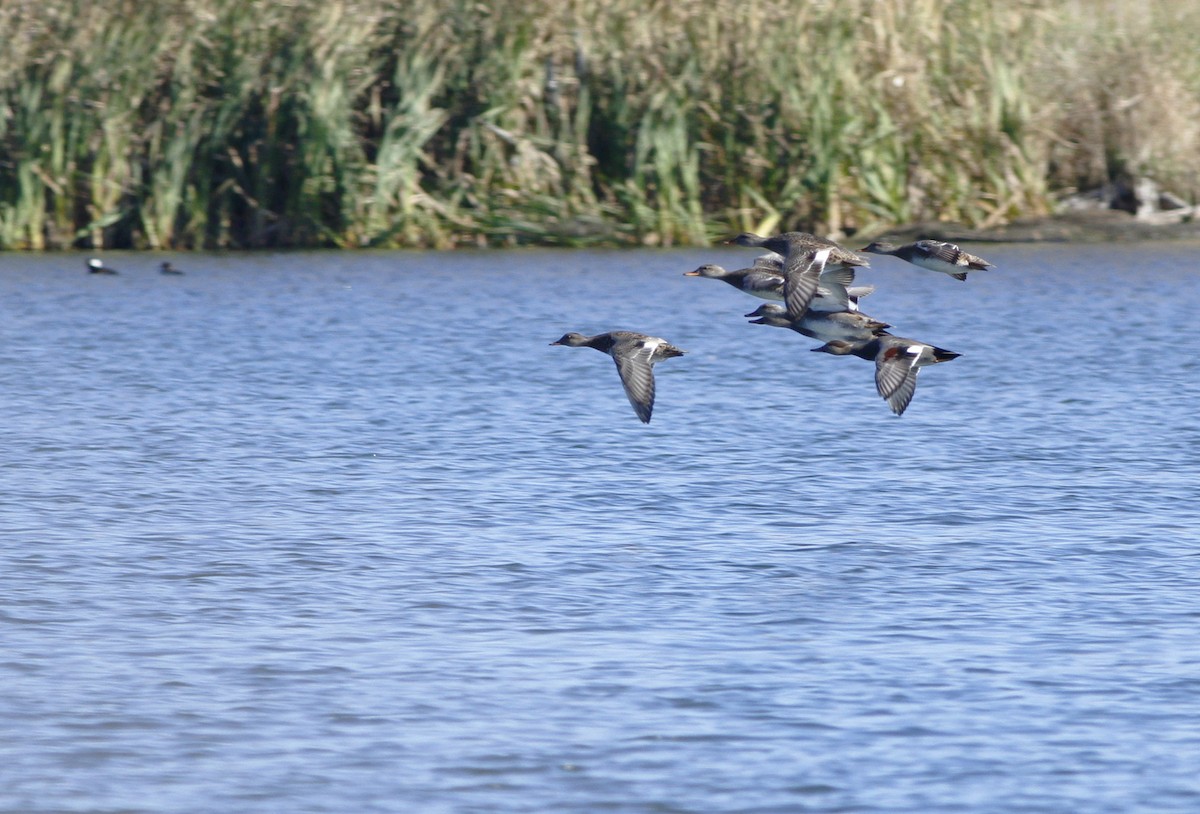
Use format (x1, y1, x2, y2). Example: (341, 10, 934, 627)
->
(1, 0, 1198, 249)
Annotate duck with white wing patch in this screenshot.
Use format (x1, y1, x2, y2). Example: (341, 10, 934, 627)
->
(550, 331, 686, 424)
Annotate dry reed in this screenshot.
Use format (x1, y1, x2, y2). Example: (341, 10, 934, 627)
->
(1, 0, 1197, 249)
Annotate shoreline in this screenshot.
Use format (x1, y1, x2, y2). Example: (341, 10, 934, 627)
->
(4, 210, 1199, 255)
(862, 209, 1200, 245)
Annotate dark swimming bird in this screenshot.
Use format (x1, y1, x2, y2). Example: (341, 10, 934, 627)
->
(159, 261, 184, 275)
(745, 303, 891, 344)
(550, 331, 686, 424)
(860, 239, 994, 281)
(86, 258, 118, 275)
(812, 336, 961, 416)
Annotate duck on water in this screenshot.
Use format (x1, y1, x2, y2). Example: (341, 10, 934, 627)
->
(87, 258, 118, 275)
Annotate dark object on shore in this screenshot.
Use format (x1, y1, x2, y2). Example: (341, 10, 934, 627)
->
(1061, 174, 1198, 224)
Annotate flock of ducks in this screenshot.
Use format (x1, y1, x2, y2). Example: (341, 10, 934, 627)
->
(87, 258, 183, 275)
(552, 233, 995, 423)
(92, 239, 993, 422)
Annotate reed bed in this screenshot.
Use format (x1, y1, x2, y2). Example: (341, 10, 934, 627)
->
(1, 0, 1198, 249)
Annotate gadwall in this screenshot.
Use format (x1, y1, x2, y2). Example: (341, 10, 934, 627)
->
(687, 251, 869, 314)
(729, 234, 866, 318)
(745, 303, 890, 344)
(551, 331, 686, 424)
(812, 336, 961, 416)
(684, 253, 787, 301)
(860, 239, 994, 281)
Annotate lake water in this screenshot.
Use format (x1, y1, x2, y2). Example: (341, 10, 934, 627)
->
(2, 243, 1199, 813)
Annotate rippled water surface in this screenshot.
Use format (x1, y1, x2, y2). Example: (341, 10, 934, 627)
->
(3, 244, 1200, 813)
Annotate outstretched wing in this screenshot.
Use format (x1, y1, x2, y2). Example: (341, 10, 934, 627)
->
(612, 342, 658, 423)
(742, 269, 786, 300)
(875, 343, 922, 415)
(784, 248, 832, 319)
(818, 266, 856, 289)
(846, 284, 875, 311)
(874, 345, 919, 398)
(917, 239, 993, 270)
(750, 252, 786, 273)
(913, 240, 964, 265)
(883, 368, 919, 415)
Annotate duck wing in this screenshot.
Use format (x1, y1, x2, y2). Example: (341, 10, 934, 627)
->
(914, 239, 992, 270)
(740, 269, 786, 300)
(882, 368, 919, 416)
(612, 340, 659, 423)
(749, 252, 785, 272)
(874, 343, 920, 400)
(912, 240, 963, 264)
(818, 266, 856, 289)
(783, 248, 832, 319)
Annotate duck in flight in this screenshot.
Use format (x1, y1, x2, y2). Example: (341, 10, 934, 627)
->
(812, 335, 961, 416)
(550, 331, 686, 424)
(684, 252, 871, 313)
(683, 253, 790, 302)
(727, 234, 867, 319)
(744, 303, 890, 345)
(860, 239, 994, 281)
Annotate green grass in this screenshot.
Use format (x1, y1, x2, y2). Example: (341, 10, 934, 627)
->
(1, 0, 1197, 249)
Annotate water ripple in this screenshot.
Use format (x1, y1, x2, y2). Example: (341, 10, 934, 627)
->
(2, 247, 1200, 812)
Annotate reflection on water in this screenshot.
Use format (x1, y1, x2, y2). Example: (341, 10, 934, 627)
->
(2, 244, 1200, 813)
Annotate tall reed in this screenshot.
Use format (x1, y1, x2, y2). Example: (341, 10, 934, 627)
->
(1, 0, 1197, 249)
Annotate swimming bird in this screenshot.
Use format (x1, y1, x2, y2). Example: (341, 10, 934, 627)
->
(86, 258, 118, 275)
(550, 331, 686, 424)
(159, 261, 184, 275)
(859, 239, 994, 281)
(812, 336, 961, 416)
(745, 303, 890, 344)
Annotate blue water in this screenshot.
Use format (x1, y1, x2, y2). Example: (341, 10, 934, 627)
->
(2, 244, 1199, 813)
